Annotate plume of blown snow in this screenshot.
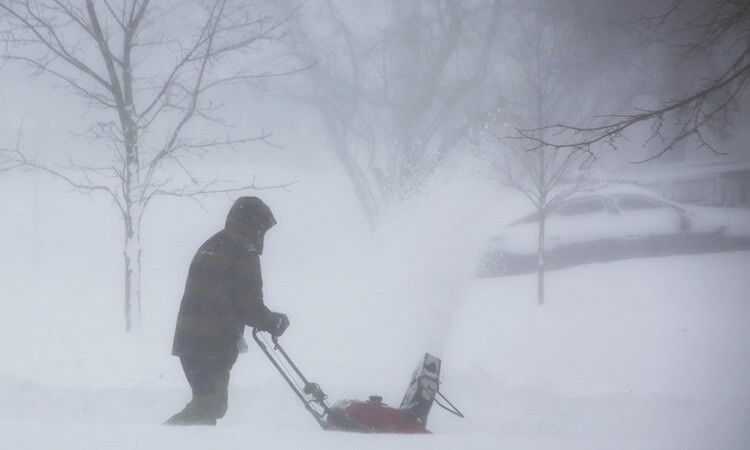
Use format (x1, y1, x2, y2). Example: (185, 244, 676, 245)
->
(313, 155, 507, 400)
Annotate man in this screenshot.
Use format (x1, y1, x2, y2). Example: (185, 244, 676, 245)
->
(165, 196, 290, 426)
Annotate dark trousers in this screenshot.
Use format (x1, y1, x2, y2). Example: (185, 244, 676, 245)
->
(166, 352, 238, 425)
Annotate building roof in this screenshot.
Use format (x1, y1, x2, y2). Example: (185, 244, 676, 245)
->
(618, 158, 750, 183)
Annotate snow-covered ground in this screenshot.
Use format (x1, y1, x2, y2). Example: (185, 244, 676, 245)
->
(1, 167, 749, 449)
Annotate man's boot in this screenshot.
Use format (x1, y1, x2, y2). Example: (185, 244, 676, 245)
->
(164, 401, 217, 426)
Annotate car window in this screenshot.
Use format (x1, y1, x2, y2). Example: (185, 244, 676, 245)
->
(514, 211, 541, 224)
(616, 196, 670, 211)
(557, 199, 606, 217)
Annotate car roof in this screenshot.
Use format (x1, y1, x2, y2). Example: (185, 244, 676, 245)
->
(507, 183, 688, 226)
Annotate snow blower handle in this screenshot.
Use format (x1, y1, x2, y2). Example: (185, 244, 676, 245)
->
(252, 328, 331, 428)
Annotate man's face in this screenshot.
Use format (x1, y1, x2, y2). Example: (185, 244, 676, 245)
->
(255, 228, 268, 255)
(253, 212, 275, 255)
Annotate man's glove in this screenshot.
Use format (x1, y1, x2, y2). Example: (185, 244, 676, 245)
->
(265, 312, 290, 337)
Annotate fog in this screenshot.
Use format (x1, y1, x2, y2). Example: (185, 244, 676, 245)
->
(0, 1, 749, 449)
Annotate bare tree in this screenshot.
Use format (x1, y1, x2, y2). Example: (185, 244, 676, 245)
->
(517, 0, 750, 161)
(273, 0, 502, 223)
(491, 143, 595, 305)
(481, 0, 619, 304)
(0, 0, 295, 332)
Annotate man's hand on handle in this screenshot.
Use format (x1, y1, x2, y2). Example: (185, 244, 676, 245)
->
(265, 312, 290, 337)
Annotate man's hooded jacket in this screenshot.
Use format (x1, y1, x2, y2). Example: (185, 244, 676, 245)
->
(172, 197, 276, 356)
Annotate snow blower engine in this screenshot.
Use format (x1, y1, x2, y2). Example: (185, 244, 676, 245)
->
(252, 329, 464, 433)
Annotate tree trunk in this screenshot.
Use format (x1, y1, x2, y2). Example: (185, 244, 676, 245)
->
(322, 113, 381, 225)
(123, 213, 142, 333)
(537, 207, 546, 306)
(122, 95, 142, 332)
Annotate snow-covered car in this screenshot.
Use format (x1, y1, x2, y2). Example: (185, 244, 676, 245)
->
(480, 184, 750, 275)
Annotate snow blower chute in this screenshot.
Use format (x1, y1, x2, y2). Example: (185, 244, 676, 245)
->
(252, 329, 464, 433)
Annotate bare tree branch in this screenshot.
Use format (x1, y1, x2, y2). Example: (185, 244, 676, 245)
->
(516, 0, 750, 161)
(0, 0, 113, 89)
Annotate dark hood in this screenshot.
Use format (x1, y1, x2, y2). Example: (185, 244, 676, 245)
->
(225, 197, 276, 254)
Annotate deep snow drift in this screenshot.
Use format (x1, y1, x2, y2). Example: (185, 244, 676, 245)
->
(1, 166, 749, 450)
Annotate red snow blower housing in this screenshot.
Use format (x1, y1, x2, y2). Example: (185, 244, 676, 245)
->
(252, 329, 464, 433)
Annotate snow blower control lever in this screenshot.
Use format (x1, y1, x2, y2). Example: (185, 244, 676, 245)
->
(252, 328, 464, 433)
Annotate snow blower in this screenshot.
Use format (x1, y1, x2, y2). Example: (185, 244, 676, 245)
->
(252, 329, 464, 433)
